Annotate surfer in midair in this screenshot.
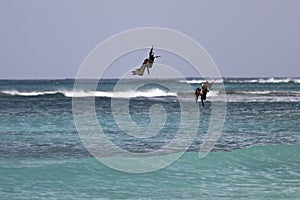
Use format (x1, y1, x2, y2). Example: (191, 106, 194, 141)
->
(195, 80, 215, 107)
(132, 46, 160, 76)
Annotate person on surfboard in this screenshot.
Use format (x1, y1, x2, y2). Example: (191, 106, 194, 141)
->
(194, 80, 215, 107)
(132, 46, 160, 76)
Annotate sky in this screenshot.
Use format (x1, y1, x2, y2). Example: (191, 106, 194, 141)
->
(0, 0, 299, 79)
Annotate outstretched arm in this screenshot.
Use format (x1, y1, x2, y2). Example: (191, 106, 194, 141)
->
(149, 46, 154, 57)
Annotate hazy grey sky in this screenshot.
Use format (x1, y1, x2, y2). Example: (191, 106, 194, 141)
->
(0, 0, 299, 79)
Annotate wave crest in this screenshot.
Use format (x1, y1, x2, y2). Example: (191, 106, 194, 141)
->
(0, 89, 177, 98)
(181, 78, 300, 84)
(230, 78, 300, 83)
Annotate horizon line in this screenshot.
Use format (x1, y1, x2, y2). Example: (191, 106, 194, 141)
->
(0, 76, 299, 81)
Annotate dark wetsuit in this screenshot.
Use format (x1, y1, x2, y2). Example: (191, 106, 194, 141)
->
(132, 46, 159, 76)
(142, 47, 154, 65)
(195, 82, 209, 107)
(149, 47, 154, 62)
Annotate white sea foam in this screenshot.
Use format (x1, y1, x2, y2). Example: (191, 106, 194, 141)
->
(258, 78, 292, 83)
(207, 90, 219, 97)
(179, 79, 223, 84)
(1, 88, 177, 98)
(229, 79, 259, 83)
(229, 78, 300, 83)
(240, 91, 273, 95)
(1, 90, 60, 96)
(66, 88, 177, 98)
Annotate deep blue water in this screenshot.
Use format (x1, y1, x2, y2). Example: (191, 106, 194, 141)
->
(0, 78, 299, 199)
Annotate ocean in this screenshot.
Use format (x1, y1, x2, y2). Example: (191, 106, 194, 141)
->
(0, 77, 299, 199)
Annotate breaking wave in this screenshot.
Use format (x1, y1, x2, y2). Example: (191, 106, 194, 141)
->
(0, 89, 177, 98)
(179, 79, 223, 84)
(181, 78, 300, 84)
(229, 78, 300, 84)
(226, 90, 300, 96)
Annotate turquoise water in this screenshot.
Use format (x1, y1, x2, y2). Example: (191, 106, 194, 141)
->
(1, 145, 299, 199)
(0, 78, 300, 199)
